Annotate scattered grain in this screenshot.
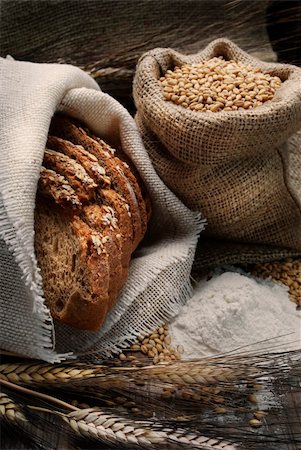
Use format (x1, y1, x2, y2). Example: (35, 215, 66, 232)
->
(254, 411, 268, 420)
(215, 406, 227, 414)
(118, 323, 182, 365)
(130, 344, 141, 351)
(249, 418, 262, 428)
(141, 345, 148, 355)
(248, 394, 257, 404)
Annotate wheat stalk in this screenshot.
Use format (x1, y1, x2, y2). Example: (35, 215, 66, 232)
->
(1, 352, 299, 395)
(0, 361, 243, 409)
(0, 392, 27, 423)
(0, 362, 106, 384)
(1, 378, 241, 449)
(0, 359, 260, 387)
(40, 406, 240, 450)
(131, 363, 258, 385)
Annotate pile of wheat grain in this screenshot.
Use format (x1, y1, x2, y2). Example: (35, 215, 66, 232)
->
(160, 57, 282, 112)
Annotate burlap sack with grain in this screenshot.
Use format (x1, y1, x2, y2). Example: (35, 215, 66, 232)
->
(0, 57, 201, 362)
(134, 39, 301, 266)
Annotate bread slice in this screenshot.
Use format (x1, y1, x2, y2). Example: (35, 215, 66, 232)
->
(38, 167, 81, 209)
(47, 136, 111, 188)
(83, 204, 127, 300)
(81, 124, 150, 233)
(43, 149, 97, 203)
(47, 133, 134, 264)
(35, 199, 111, 331)
(99, 188, 134, 266)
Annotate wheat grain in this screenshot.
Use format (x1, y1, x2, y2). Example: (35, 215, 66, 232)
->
(249, 418, 262, 428)
(253, 410, 268, 420)
(160, 57, 282, 112)
(124, 323, 181, 365)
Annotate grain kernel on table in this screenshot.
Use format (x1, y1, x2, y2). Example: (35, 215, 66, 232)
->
(119, 324, 181, 365)
(159, 57, 282, 112)
(249, 418, 263, 428)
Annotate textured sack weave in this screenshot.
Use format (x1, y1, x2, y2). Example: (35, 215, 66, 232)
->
(0, 57, 201, 362)
(134, 39, 301, 263)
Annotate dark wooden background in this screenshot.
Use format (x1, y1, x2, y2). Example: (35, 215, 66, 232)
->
(1, 1, 300, 448)
(1, 0, 300, 111)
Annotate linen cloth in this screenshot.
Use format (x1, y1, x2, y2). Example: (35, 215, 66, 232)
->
(0, 57, 202, 362)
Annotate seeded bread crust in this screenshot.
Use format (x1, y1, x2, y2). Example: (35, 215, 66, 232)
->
(83, 127, 151, 226)
(99, 188, 134, 266)
(38, 167, 81, 208)
(83, 204, 127, 300)
(47, 133, 134, 263)
(34, 114, 150, 331)
(43, 149, 97, 203)
(47, 136, 111, 188)
(50, 116, 146, 248)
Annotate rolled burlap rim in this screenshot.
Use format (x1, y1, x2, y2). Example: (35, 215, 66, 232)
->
(134, 38, 301, 167)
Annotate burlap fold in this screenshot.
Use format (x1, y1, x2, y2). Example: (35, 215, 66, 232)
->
(134, 38, 301, 264)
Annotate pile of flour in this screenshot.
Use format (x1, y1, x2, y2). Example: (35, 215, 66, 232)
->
(170, 272, 301, 359)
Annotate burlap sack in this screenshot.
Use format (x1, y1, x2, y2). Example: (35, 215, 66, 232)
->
(134, 39, 301, 265)
(0, 57, 201, 362)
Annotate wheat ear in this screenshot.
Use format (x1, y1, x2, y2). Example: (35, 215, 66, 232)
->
(2, 352, 297, 389)
(1, 378, 241, 449)
(0, 392, 27, 423)
(36, 406, 240, 450)
(0, 362, 106, 384)
(122, 362, 259, 386)
(0, 360, 259, 387)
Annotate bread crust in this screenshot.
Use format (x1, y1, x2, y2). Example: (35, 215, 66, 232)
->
(99, 188, 134, 266)
(35, 201, 111, 331)
(83, 204, 127, 300)
(48, 132, 134, 261)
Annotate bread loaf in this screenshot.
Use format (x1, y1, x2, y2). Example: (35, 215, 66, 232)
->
(34, 114, 150, 331)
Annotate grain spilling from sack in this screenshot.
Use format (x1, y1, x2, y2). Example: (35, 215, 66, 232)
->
(160, 57, 282, 112)
(119, 324, 183, 365)
(252, 258, 301, 307)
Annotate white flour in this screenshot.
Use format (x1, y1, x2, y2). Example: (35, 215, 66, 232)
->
(170, 272, 301, 359)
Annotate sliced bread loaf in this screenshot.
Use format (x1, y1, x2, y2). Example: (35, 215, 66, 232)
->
(34, 114, 150, 331)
